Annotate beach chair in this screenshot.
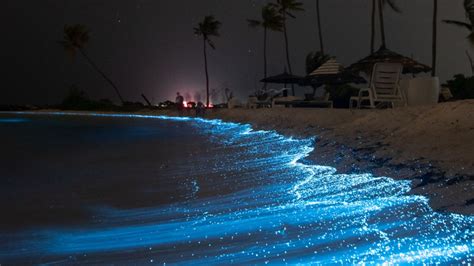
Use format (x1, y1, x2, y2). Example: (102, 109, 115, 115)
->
(273, 92, 332, 108)
(272, 95, 304, 108)
(350, 63, 406, 109)
(307, 92, 333, 108)
(248, 88, 289, 108)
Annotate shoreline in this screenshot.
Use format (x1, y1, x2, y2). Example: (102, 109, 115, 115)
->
(203, 102, 474, 215)
(3, 102, 473, 215)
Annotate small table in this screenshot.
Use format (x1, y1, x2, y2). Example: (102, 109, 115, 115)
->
(400, 77, 440, 106)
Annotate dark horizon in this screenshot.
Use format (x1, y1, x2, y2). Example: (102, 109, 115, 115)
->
(1, 0, 470, 105)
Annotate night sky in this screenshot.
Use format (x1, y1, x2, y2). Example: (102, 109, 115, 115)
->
(1, 0, 470, 105)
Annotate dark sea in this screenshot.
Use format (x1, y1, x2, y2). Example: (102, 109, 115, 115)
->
(0, 112, 472, 264)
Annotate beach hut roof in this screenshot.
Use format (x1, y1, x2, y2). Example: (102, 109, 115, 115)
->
(309, 59, 344, 76)
(303, 59, 366, 86)
(348, 46, 432, 74)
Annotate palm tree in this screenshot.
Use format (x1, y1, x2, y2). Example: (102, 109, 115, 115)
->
(59, 24, 125, 104)
(432, 0, 438, 77)
(194, 16, 222, 107)
(370, 0, 376, 53)
(369, 0, 401, 51)
(315, 0, 324, 54)
(270, 0, 304, 96)
(248, 5, 284, 91)
(378, 0, 401, 49)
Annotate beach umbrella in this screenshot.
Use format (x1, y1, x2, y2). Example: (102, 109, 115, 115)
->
(303, 59, 366, 86)
(348, 46, 432, 75)
(259, 71, 305, 96)
(260, 71, 305, 85)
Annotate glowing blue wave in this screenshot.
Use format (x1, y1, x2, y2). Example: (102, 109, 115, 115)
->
(0, 111, 473, 264)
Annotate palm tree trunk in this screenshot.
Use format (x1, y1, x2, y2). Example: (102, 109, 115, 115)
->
(263, 26, 268, 91)
(466, 50, 474, 75)
(432, 0, 438, 77)
(203, 38, 210, 107)
(283, 15, 295, 96)
(78, 48, 125, 104)
(370, 0, 376, 53)
(378, 0, 387, 49)
(316, 0, 324, 54)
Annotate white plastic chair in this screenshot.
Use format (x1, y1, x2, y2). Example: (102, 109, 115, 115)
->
(350, 63, 406, 109)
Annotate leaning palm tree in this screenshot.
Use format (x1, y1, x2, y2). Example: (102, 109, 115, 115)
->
(269, 0, 304, 96)
(59, 24, 125, 104)
(248, 4, 284, 91)
(194, 16, 222, 107)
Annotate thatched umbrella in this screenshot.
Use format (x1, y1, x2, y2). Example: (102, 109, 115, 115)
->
(303, 59, 366, 86)
(260, 71, 305, 85)
(260, 71, 305, 96)
(348, 46, 431, 74)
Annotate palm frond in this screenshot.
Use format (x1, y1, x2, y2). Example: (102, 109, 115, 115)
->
(247, 19, 262, 28)
(443, 20, 472, 30)
(267, 3, 279, 9)
(193, 27, 202, 36)
(382, 0, 402, 13)
(261, 4, 284, 31)
(468, 32, 474, 45)
(286, 12, 296, 19)
(273, 0, 304, 19)
(195, 15, 221, 48)
(59, 24, 90, 59)
(207, 39, 216, 50)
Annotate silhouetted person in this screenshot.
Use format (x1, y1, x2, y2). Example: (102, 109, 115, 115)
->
(175, 92, 184, 114)
(196, 101, 205, 116)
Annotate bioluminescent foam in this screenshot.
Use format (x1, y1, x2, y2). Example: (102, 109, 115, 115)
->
(0, 111, 472, 264)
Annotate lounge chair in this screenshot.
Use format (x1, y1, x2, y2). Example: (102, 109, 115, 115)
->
(350, 63, 406, 109)
(273, 92, 333, 108)
(248, 88, 289, 108)
(272, 95, 304, 108)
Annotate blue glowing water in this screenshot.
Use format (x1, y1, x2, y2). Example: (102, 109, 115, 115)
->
(0, 118, 29, 123)
(0, 112, 472, 264)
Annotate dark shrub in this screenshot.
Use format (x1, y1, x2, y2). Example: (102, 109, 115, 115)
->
(326, 84, 359, 108)
(61, 87, 93, 110)
(61, 86, 117, 110)
(443, 74, 474, 100)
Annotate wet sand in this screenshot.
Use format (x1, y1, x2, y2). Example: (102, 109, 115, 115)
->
(203, 100, 474, 215)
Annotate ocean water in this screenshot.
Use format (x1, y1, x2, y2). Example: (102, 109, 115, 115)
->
(0, 112, 472, 265)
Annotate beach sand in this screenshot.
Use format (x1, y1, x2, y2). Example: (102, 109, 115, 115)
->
(200, 100, 474, 215)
